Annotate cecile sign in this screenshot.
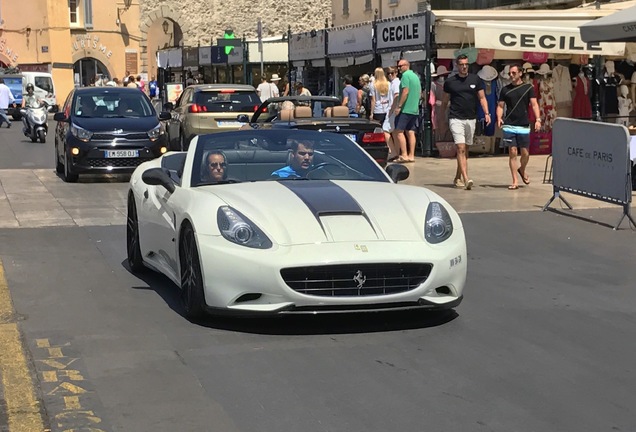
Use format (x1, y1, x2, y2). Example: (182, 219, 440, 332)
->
(474, 26, 625, 55)
(377, 16, 428, 50)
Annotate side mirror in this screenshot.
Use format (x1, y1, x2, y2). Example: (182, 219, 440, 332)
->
(53, 112, 67, 122)
(19, 109, 27, 115)
(158, 111, 171, 121)
(163, 102, 174, 111)
(236, 114, 250, 123)
(385, 164, 409, 183)
(141, 167, 176, 193)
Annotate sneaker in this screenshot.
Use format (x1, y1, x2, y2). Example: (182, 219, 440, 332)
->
(6, 122, 11, 128)
(465, 179, 474, 190)
(454, 178, 465, 188)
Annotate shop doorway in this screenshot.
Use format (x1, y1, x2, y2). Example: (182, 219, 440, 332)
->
(73, 58, 110, 87)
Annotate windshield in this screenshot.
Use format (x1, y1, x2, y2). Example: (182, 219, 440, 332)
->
(194, 90, 259, 113)
(191, 130, 389, 186)
(34, 77, 54, 94)
(73, 93, 155, 118)
(3, 77, 23, 100)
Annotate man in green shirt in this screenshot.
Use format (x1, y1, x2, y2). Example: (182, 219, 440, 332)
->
(394, 60, 421, 163)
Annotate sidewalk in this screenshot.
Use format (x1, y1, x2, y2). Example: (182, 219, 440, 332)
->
(402, 153, 621, 214)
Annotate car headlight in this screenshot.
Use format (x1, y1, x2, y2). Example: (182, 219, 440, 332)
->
(70, 123, 92, 142)
(424, 202, 453, 244)
(217, 206, 272, 249)
(147, 124, 161, 141)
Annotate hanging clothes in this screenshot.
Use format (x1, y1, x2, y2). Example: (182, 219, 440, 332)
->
(477, 79, 497, 136)
(538, 77, 557, 131)
(433, 78, 449, 141)
(552, 64, 572, 118)
(527, 77, 540, 124)
(572, 75, 592, 120)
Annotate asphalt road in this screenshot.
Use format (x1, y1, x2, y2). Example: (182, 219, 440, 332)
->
(0, 117, 55, 170)
(1, 121, 636, 431)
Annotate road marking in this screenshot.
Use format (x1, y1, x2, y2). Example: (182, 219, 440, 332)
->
(0, 259, 47, 432)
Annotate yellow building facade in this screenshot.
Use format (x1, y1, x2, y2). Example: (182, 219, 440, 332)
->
(0, 0, 170, 104)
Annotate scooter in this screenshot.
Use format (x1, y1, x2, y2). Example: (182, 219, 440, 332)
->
(20, 105, 48, 143)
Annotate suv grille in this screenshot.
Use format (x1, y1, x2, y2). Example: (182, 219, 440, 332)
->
(86, 158, 153, 168)
(92, 133, 149, 140)
(281, 263, 433, 297)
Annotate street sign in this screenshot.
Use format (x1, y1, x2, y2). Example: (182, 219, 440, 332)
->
(210, 46, 228, 64)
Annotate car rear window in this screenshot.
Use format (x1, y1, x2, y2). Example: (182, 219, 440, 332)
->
(194, 90, 259, 112)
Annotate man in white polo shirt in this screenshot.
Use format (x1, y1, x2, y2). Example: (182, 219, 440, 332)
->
(0, 78, 15, 128)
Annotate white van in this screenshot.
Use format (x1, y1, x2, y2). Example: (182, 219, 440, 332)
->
(22, 72, 57, 111)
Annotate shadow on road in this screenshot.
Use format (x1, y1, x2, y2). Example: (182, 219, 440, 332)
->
(124, 260, 459, 335)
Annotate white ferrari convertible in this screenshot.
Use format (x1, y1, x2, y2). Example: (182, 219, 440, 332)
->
(127, 129, 466, 320)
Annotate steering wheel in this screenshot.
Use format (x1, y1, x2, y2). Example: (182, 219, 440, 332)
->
(306, 162, 346, 179)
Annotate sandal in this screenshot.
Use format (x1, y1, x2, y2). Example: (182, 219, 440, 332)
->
(518, 168, 530, 185)
(508, 185, 519, 190)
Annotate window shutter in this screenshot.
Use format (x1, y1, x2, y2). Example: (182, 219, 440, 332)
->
(84, 0, 93, 29)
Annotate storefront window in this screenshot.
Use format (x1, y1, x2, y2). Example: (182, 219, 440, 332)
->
(69, 0, 78, 24)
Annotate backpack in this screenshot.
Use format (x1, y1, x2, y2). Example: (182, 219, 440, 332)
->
(360, 85, 371, 118)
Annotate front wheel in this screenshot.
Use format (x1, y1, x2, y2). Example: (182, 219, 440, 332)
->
(38, 130, 46, 143)
(126, 194, 145, 273)
(179, 224, 207, 321)
(62, 149, 78, 183)
(55, 141, 63, 173)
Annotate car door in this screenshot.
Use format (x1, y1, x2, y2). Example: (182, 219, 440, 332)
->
(56, 91, 74, 160)
(168, 89, 191, 148)
(140, 180, 180, 276)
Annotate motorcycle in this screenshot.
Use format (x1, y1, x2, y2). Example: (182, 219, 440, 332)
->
(20, 105, 48, 143)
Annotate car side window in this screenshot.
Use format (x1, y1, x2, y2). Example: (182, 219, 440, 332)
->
(63, 91, 74, 117)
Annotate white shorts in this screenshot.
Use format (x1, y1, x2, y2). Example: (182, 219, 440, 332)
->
(449, 118, 476, 145)
(382, 113, 396, 133)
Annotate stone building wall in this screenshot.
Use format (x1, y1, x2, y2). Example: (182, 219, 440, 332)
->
(139, 0, 331, 72)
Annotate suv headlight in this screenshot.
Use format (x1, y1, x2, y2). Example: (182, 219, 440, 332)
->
(147, 124, 161, 141)
(424, 202, 453, 244)
(70, 123, 92, 142)
(217, 206, 272, 249)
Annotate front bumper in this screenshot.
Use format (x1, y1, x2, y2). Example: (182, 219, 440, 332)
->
(196, 233, 467, 315)
(66, 134, 167, 174)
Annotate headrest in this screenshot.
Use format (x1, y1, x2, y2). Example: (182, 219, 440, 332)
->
(279, 109, 294, 121)
(294, 106, 312, 118)
(331, 106, 349, 117)
(323, 107, 333, 117)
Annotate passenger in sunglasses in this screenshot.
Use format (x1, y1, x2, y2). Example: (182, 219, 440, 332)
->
(271, 140, 315, 179)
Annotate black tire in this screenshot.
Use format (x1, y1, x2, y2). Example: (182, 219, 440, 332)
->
(55, 141, 63, 174)
(126, 193, 145, 273)
(62, 149, 78, 183)
(30, 135, 37, 143)
(38, 130, 46, 143)
(179, 223, 207, 321)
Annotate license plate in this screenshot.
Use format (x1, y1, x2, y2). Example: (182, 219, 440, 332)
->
(105, 150, 139, 158)
(345, 134, 357, 142)
(217, 121, 242, 127)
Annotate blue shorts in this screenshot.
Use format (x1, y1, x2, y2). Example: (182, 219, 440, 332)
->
(395, 113, 419, 131)
(501, 131, 530, 149)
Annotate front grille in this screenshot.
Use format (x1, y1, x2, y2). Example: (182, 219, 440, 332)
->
(86, 158, 153, 168)
(281, 263, 433, 297)
(92, 133, 149, 140)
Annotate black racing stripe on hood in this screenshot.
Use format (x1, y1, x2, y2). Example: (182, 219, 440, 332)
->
(279, 180, 364, 218)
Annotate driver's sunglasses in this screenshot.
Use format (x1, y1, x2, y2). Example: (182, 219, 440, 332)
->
(209, 162, 226, 168)
(297, 151, 314, 157)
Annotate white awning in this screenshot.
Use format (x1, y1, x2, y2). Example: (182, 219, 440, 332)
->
(440, 19, 625, 56)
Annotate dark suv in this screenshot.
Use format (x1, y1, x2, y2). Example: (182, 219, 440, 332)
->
(54, 87, 170, 182)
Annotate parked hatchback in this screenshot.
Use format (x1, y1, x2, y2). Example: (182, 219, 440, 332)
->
(163, 84, 260, 150)
(54, 87, 170, 182)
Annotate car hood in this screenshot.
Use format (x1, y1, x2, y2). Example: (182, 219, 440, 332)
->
(196, 180, 447, 246)
(72, 116, 159, 132)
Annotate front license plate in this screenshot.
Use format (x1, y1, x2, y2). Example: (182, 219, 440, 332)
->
(217, 121, 242, 127)
(345, 134, 357, 142)
(105, 150, 139, 158)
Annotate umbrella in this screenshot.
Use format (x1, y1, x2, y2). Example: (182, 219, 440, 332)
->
(580, 4, 636, 42)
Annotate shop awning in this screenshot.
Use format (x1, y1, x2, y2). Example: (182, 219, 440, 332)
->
(442, 19, 625, 56)
(580, 4, 636, 43)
